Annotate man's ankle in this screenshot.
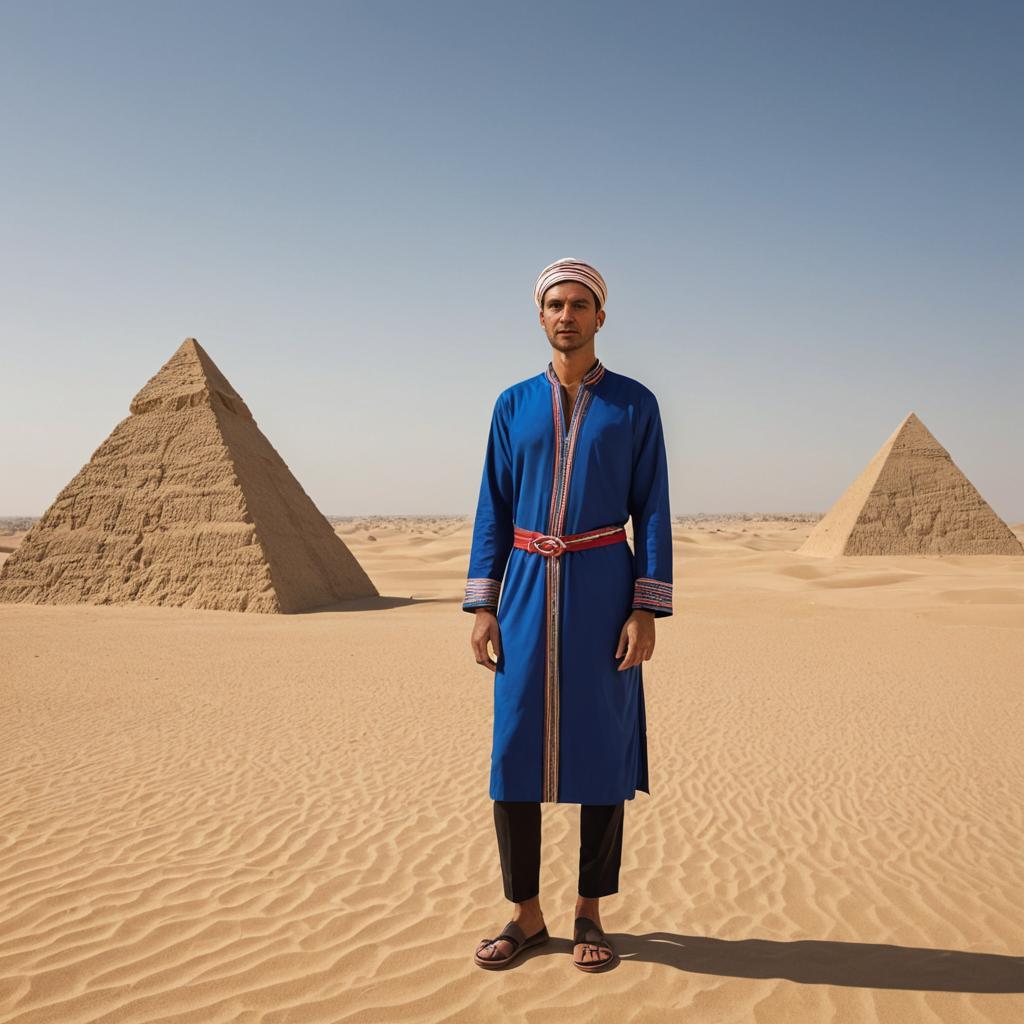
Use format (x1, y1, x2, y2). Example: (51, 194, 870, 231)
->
(511, 897, 543, 919)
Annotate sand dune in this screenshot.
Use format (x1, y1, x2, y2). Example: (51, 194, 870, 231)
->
(2, 518, 1023, 1023)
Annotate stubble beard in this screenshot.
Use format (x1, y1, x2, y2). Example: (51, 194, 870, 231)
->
(548, 328, 596, 354)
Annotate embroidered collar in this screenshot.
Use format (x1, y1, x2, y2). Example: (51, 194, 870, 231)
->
(545, 358, 605, 388)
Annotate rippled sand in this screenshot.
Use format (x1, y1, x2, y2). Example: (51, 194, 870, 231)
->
(2, 518, 1023, 1023)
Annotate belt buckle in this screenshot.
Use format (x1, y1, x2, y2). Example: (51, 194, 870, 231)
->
(530, 534, 567, 557)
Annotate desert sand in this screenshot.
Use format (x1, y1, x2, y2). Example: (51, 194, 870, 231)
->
(2, 516, 1023, 1023)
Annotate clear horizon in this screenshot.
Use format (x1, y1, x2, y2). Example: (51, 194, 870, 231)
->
(2, 2, 1021, 520)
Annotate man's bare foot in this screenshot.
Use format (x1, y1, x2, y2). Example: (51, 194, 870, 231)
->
(475, 897, 546, 962)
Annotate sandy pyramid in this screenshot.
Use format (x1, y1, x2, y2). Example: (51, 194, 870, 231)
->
(0, 338, 378, 611)
(800, 412, 1023, 556)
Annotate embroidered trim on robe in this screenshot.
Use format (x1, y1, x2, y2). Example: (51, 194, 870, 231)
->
(632, 577, 673, 614)
(464, 577, 501, 608)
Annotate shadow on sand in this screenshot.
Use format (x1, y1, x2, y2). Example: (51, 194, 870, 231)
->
(301, 594, 449, 613)
(598, 933, 1024, 992)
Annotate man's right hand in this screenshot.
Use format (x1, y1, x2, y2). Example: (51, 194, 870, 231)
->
(471, 608, 502, 673)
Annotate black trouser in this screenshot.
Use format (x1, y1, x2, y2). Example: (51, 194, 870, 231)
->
(493, 799, 625, 902)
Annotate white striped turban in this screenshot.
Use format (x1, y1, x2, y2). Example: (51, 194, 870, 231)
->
(534, 257, 607, 310)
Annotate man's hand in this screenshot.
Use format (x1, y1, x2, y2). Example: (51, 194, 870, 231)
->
(471, 608, 502, 673)
(615, 610, 656, 671)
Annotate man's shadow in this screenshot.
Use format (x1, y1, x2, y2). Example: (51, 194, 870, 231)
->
(587, 932, 1024, 992)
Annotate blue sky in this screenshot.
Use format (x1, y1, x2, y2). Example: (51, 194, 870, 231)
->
(2, 1, 1021, 518)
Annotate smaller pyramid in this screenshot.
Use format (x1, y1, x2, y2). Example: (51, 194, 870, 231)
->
(800, 413, 1023, 557)
(0, 338, 379, 611)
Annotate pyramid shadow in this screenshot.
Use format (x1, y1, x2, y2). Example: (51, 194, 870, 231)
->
(613, 933, 1024, 993)
(300, 595, 439, 613)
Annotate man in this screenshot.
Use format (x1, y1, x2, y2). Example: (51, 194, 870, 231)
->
(465, 257, 672, 972)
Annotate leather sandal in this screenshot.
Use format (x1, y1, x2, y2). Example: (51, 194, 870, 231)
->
(572, 916, 619, 972)
(473, 918, 550, 970)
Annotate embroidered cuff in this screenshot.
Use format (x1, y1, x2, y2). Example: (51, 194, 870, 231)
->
(463, 577, 501, 612)
(633, 577, 673, 617)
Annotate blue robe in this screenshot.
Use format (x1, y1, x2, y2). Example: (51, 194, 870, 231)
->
(464, 358, 673, 804)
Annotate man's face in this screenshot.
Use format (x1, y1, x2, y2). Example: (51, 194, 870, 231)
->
(539, 281, 606, 353)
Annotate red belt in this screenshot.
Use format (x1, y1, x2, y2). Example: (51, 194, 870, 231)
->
(513, 524, 627, 557)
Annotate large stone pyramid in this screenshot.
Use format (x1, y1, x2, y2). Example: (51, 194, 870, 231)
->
(800, 412, 1023, 556)
(0, 338, 378, 611)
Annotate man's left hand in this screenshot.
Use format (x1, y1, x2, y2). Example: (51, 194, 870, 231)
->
(615, 610, 656, 671)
